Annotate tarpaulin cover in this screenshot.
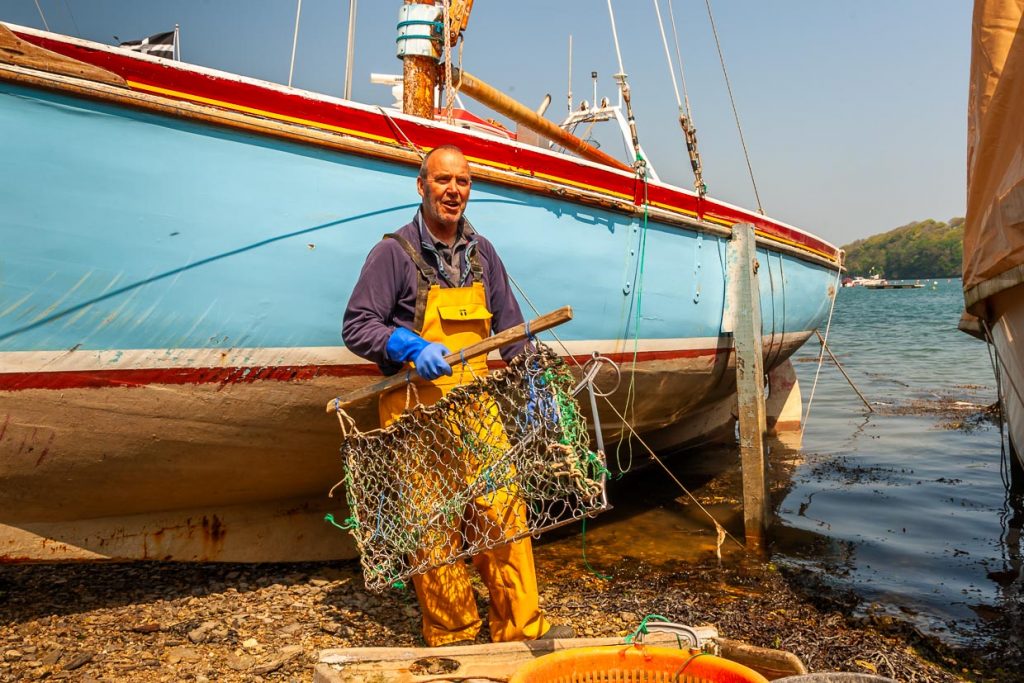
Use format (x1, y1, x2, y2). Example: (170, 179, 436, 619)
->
(964, 0, 1024, 312)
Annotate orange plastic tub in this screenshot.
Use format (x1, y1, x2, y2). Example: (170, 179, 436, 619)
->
(509, 645, 769, 683)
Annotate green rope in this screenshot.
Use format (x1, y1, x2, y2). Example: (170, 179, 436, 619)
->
(323, 513, 359, 531)
(615, 173, 650, 479)
(624, 613, 670, 643)
(580, 516, 611, 580)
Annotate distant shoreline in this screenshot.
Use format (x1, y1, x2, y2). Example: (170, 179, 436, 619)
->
(842, 217, 963, 281)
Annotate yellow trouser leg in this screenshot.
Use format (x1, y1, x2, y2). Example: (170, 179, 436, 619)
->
(412, 560, 483, 647)
(467, 489, 548, 642)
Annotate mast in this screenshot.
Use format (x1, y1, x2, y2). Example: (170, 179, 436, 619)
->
(399, 0, 439, 119)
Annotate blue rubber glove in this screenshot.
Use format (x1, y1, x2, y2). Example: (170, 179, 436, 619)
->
(385, 327, 452, 380)
(413, 343, 453, 380)
(385, 327, 429, 362)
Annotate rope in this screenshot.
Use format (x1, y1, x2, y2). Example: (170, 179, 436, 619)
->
(614, 177, 651, 476)
(33, 0, 50, 31)
(288, 0, 303, 88)
(606, 0, 627, 79)
(625, 614, 671, 643)
(580, 516, 612, 580)
(983, 320, 1011, 493)
(814, 330, 874, 412)
(323, 512, 359, 531)
(667, 0, 694, 125)
(704, 0, 762, 213)
(651, 0, 707, 186)
(506, 273, 749, 555)
(330, 344, 608, 592)
(653, 0, 683, 110)
(377, 106, 427, 160)
(800, 263, 844, 440)
(441, 0, 455, 124)
(61, 0, 81, 37)
(606, 0, 647, 177)
(983, 318, 1024, 496)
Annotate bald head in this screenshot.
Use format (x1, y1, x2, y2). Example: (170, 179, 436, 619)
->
(416, 145, 471, 242)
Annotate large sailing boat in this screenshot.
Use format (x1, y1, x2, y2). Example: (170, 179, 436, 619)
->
(0, 4, 841, 561)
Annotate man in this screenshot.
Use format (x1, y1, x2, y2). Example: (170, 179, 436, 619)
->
(342, 145, 573, 646)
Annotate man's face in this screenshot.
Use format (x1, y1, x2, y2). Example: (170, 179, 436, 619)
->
(417, 149, 471, 234)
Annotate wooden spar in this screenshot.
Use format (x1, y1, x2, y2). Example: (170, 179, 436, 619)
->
(0, 23, 126, 87)
(722, 223, 769, 553)
(325, 306, 573, 412)
(452, 68, 634, 174)
(401, 0, 437, 119)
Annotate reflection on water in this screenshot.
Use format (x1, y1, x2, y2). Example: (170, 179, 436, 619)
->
(544, 280, 1023, 653)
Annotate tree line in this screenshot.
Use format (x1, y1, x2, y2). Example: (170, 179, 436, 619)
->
(841, 217, 963, 279)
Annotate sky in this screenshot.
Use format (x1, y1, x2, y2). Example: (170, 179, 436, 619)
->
(3, 1, 972, 247)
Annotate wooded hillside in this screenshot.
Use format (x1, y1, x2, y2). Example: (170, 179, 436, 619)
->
(842, 217, 963, 279)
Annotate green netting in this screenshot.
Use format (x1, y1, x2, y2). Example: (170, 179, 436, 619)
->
(330, 343, 608, 592)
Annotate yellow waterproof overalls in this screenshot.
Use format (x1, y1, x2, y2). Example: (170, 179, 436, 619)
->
(378, 233, 549, 646)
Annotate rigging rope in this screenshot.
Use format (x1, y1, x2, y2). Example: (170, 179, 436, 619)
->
(799, 263, 844, 440)
(615, 176, 652, 476)
(32, 0, 50, 31)
(667, 0, 695, 128)
(442, 0, 454, 124)
(606, 0, 647, 177)
(653, 0, 683, 110)
(506, 271, 748, 555)
(606, 0, 627, 80)
(654, 0, 706, 195)
(704, 0, 762, 213)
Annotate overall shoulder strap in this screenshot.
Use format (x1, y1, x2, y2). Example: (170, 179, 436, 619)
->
(384, 232, 436, 333)
(467, 242, 484, 285)
(384, 233, 438, 285)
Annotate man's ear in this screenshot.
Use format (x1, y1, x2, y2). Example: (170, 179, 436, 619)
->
(416, 175, 426, 199)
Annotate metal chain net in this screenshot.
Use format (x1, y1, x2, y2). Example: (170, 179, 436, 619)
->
(331, 343, 608, 592)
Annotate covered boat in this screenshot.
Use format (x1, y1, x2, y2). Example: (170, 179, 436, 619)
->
(0, 10, 841, 561)
(963, 0, 1024, 471)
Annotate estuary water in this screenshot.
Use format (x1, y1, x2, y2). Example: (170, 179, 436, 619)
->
(776, 279, 1019, 648)
(547, 278, 1021, 652)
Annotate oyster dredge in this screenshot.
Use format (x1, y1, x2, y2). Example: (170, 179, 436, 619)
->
(0, 2, 841, 562)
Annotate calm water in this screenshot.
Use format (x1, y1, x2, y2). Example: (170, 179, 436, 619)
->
(777, 279, 1017, 647)
(547, 278, 1021, 650)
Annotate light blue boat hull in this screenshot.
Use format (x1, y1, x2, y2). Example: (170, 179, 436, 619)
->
(0, 81, 836, 560)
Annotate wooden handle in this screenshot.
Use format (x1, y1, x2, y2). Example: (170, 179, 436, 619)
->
(325, 306, 573, 413)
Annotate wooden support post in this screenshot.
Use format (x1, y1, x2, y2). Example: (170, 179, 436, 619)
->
(722, 222, 769, 553)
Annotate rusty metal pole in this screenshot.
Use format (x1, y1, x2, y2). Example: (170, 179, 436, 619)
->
(402, 0, 438, 119)
(722, 222, 769, 554)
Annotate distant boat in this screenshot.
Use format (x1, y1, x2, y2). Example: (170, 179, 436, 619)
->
(862, 279, 924, 290)
(0, 10, 841, 561)
(962, 0, 1024, 472)
(844, 275, 885, 288)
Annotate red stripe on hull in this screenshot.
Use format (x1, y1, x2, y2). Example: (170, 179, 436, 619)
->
(0, 363, 377, 391)
(11, 30, 838, 262)
(0, 348, 725, 391)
